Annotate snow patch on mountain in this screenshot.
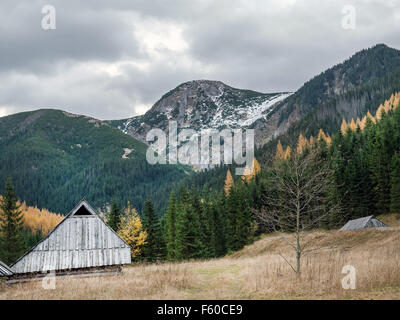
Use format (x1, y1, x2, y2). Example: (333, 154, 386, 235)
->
(208, 92, 292, 128)
(111, 80, 293, 145)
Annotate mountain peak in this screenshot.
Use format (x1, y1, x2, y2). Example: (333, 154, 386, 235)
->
(180, 79, 225, 87)
(110, 81, 291, 142)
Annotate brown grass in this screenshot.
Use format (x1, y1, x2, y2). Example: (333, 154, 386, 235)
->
(1, 214, 400, 300)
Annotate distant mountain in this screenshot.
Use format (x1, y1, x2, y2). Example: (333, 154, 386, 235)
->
(109, 80, 291, 143)
(3, 44, 400, 214)
(253, 44, 400, 146)
(0, 109, 189, 214)
(172, 44, 400, 193)
(111, 45, 400, 149)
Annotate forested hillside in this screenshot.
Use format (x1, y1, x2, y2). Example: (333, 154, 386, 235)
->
(178, 45, 400, 193)
(254, 44, 400, 147)
(133, 94, 400, 263)
(0, 109, 190, 214)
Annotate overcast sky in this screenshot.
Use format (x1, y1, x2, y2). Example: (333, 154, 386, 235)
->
(0, 0, 399, 120)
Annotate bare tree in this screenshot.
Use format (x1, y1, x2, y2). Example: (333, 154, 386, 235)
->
(253, 148, 339, 274)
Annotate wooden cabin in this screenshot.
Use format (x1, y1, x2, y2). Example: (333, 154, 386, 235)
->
(10, 200, 131, 277)
(340, 215, 388, 231)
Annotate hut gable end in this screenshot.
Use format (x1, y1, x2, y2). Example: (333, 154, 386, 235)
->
(11, 200, 131, 274)
(340, 215, 388, 231)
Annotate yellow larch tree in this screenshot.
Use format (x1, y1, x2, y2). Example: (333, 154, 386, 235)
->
(309, 135, 315, 146)
(275, 140, 284, 161)
(317, 129, 327, 142)
(118, 206, 147, 259)
(316, 128, 332, 145)
(360, 116, 367, 131)
(14, 199, 63, 235)
(366, 111, 375, 123)
(375, 104, 386, 120)
(224, 169, 234, 195)
(241, 158, 261, 183)
(325, 135, 332, 145)
(394, 92, 400, 110)
(241, 165, 252, 183)
(284, 146, 292, 160)
(340, 119, 348, 135)
(297, 133, 308, 154)
(384, 99, 391, 113)
(349, 118, 357, 131)
(253, 157, 261, 175)
(340, 93, 400, 136)
(390, 93, 395, 105)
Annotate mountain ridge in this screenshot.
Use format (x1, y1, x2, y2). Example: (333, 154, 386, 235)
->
(252, 43, 400, 145)
(2, 43, 400, 213)
(0, 109, 189, 214)
(108, 80, 291, 144)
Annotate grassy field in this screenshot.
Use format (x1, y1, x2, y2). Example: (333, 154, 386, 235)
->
(1, 214, 400, 300)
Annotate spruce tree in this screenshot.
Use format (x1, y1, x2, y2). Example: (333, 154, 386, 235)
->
(191, 189, 213, 258)
(175, 187, 204, 260)
(233, 184, 252, 250)
(224, 188, 237, 252)
(371, 112, 397, 213)
(214, 193, 228, 256)
(390, 153, 400, 212)
(143, 199, 164, 261)
(0, 177, 25, 265)
(165, 192, 177, 260)
(204, 202, 217, 258)
(107, 200, 121, 231)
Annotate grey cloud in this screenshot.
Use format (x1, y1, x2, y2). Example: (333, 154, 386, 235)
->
(0, 0, 140, 74)
(0, 0, 400, 119)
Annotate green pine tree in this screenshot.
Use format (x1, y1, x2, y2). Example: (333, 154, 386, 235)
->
(0, 177, 25, 265)
(390, 153, 400, 213)
(199, 200, 215, 258)
(175, 187, 204, 260)
(107, 200, 121, 231)
(213, 193, 227, 256)
(165, 192, 177, 260)
(233, 184, 252, 250)
(143, 199, 165, 262)
(370, 112, 396, 213)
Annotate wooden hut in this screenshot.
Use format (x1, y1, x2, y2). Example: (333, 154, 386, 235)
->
(10, 200, 131, 277)
(340, 215, 388, 231)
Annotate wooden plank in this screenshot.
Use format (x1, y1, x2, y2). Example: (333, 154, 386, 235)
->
(12, 201, 132, 274)
(7, 266, 123, 284)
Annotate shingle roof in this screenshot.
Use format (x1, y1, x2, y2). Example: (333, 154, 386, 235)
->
(340, 215, 388, 231)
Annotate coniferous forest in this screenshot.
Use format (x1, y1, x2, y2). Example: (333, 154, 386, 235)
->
(76, 94, 399, 263)
(3, 0, 400, 302)
(143, 94, 400, 262)
(1, 94, 400, 263)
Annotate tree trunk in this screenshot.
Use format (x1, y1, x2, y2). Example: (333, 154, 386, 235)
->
(296, 189, 301, 275)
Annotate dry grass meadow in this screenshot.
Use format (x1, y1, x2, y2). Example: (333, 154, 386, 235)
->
(1, 214, 400, 300)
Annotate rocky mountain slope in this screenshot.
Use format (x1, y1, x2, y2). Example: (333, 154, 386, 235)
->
(109, 80, 291, 144)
